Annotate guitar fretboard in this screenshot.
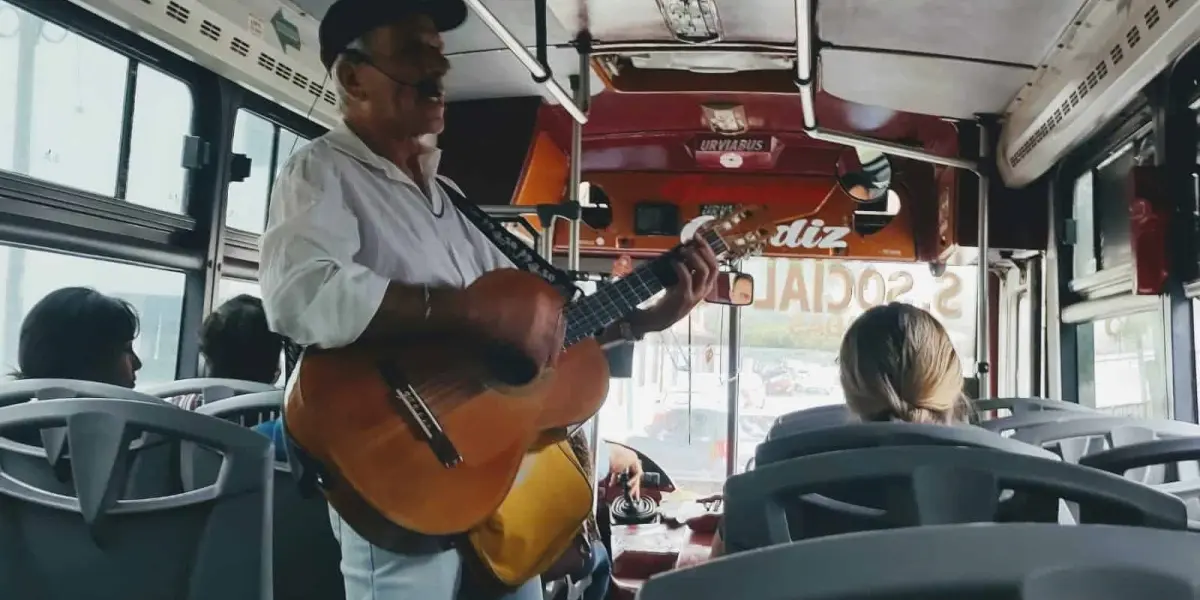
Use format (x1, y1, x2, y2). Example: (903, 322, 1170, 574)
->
(562, 228, 729, 346)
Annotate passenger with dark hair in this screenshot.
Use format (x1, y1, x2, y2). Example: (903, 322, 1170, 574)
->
(200, 294, 282, 384)
(170, 294, 283, 410)
(13, 287, 142, 388)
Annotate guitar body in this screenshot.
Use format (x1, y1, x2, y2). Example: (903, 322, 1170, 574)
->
(285, 269, 610, 536)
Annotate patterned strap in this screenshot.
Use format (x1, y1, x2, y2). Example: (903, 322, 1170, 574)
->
(436, 177, 578, 300)
(567, 430, 601, 543)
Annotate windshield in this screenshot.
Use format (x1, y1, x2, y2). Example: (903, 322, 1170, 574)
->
(597, 256, 977, 493)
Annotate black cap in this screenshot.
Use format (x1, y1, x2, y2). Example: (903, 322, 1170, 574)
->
(318, 0, 468, 71)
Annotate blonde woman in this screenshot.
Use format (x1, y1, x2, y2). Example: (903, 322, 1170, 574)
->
(709, 302, 967, 556)
(839, 302, 970, 424)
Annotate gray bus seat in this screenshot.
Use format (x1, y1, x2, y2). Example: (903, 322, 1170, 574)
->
(765, 405, 851, 440)
(0, 380, 177, 499)
(0, 378, 165, 405)
(195, 391, 343, 600)
(971, 397, 1097, 423)
(636, 523, 1200, 600)
(755, 422, 1056, 466)
(977, 409, 1102, 435)
(721, 446, 1186, 554)
(194, 389, 284, 428)
(1012, 416, 1200, 473)
(1081, 437, 1200, 526)
(0, 398, 272, 600)
(140, 378, 277, 407)
(751, 422, 1061, 539)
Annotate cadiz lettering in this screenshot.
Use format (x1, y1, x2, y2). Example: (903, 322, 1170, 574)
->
(697, 138, 767, 153)
(680, 214, 852, 250)
(769, 219, 851, 249)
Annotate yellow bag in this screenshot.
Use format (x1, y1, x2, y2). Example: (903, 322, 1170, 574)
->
(463, 439, 594, 589)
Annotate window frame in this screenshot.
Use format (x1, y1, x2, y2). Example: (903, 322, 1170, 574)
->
(0, 0, 209, 266)
(222, 94, 325, 267)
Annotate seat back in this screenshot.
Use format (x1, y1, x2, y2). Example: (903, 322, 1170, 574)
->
(755, 422, 1054, 466)
(1013, 416, 1200, 477)
(750, 422, 1061, 539)
(721, 446, 1185, 553)
(971, 397, 1097, 423)
(0, 398, 273, 600)
(637, 524, 1200, 600)
(765, 405, 851, 440)
(0, 379, 177, 499)
(196, 391, 344, 600)
(977, 408, 1102, 436)
(1081, 437, 1200, 526)
(0, 379, 164, 406)
(140, 378, 277, 408)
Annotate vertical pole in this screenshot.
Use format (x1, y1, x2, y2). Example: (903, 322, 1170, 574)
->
(538, 217, 555, 260)
(725, 302, 741, 477)
(3, 14, 43, 367)
(567, 61, 587, 273)
(571, 43, 602, 514)
(976, 121, 993, 399)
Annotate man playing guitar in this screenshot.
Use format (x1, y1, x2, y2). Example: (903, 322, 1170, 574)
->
(258, 0, 719, 597)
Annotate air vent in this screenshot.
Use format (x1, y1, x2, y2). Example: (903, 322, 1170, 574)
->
(257, 53, 276, 72)
(1127, 26, 1142, 48)
(998, 0, 1199, 187)
(1144, 5, 1161, 28)
(199, 20, 219, 42)
(66, 0, 339, 128)
(230, 37, 249, 57)
(164, 1, 188, 24)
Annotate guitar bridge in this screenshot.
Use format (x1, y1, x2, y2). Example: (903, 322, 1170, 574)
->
(376, 362, 462, 469)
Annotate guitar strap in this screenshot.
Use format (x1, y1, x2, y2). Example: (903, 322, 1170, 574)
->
(436, 177, 580, 301)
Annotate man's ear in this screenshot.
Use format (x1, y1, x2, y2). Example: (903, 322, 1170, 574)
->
(336, 61, 368, 103)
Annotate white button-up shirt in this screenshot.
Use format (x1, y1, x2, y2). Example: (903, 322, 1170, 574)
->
(259, 123, 511, 349)
(258, 121, 609, 483)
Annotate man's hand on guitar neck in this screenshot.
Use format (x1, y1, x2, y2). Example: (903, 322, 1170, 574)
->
(628, 238, 721, 336)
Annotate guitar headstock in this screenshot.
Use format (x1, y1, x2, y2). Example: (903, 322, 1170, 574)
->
(699, 206, 773, 261)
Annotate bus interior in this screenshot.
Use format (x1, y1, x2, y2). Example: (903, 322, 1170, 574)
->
(3, 0, 1200, 598)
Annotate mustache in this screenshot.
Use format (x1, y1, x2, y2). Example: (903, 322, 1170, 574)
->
(412, 77, 444, 98)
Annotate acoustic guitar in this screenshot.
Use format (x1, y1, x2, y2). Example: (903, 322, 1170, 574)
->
(284, 207, 772, 536)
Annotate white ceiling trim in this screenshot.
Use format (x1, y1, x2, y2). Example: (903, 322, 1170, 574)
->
(821, 49, 1033, 120)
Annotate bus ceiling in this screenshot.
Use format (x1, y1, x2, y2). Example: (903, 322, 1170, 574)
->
(67, 0, 1200, 188)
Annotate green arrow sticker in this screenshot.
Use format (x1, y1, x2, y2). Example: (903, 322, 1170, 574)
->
(271, 9, 301, 53)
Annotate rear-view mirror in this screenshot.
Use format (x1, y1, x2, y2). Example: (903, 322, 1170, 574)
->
(836, 146, 893, 203)
(705, 272, 755, 306)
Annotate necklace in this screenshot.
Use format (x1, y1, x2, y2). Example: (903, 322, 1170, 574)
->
(421, 180, 445, 218)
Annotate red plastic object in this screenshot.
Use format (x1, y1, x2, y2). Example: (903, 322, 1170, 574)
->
(1129, 165, 1170, 295)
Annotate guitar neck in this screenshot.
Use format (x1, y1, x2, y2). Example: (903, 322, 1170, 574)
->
(562, 228, 729, 346)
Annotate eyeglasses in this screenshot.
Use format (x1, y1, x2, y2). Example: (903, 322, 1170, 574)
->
(341, 49, 444, 99)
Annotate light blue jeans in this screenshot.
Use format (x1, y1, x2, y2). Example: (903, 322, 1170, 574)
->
(329, 506, 543, 600)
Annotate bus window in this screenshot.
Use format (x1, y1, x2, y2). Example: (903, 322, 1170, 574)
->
(0, 0, 191, 213)
(596, 256, 977, 491)
(0, 244, 184, 386)
(226, 108, 310, 233)
(596, 300, 732, 495)
(217, 277, 261, 304)
(1016, 292, 1033, 397)
(734, 257, 977, 471)
(1071, 171, 1097, 279)
(126, 66, 192, 213)
(1080, 311, 1169, 419)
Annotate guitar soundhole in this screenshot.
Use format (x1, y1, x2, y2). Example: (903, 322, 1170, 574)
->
(481, 342, 539, 387)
